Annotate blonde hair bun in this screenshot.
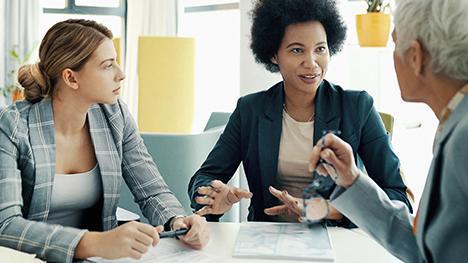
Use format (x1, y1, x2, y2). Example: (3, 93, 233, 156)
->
(18, 63, 48, 103)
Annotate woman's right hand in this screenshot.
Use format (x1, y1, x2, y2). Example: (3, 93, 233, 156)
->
(195, 180, 252, 216)
(75, 221, 163, 260)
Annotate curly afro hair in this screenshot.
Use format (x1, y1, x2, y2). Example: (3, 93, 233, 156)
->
(250, 0, 347, 72)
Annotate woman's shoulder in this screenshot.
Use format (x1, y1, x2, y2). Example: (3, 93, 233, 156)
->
(0, 100, 32, 139)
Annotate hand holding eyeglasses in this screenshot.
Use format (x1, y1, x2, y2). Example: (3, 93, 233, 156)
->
(308, 132, 361, 188)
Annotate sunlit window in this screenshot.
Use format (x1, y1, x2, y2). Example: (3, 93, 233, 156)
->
(40, 0, 126, 40)
(75, 0, 120, 8)
(39, 14, 122, 38)
(178, 1, 240, 132)
(41, 0, 66, 9)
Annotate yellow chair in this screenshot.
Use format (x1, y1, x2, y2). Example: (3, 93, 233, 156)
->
(379, 112, 394, 139)
(378, 111, 415, 205)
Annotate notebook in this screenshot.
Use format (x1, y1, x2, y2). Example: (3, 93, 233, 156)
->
(233, 222, 334, 262)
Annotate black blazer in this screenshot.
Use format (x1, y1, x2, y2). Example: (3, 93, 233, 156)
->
(188, 80, 412, 225)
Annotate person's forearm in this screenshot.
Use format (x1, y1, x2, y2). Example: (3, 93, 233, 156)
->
(74, 231, 100, 259)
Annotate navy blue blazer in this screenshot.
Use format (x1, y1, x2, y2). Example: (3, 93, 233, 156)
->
(188, 80, 412, 225)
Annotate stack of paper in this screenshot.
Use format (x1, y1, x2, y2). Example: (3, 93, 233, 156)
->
(88, 239, 220, 263)
(233, 222, 334, 261)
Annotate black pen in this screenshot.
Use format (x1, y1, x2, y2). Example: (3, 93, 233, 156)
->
(159, 228, 189, 239)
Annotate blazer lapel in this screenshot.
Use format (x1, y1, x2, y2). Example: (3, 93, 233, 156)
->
(258, 83, 284, 208)
(311, 82, 342, 193)
(313, 81, 341, 144)
(87, 104, 122, 230)
(27, 99, 56, 221)
(415, 153, 439, 258)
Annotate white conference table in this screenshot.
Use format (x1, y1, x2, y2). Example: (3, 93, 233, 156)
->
(199, 222, 400, 263)
(82, 222, 401, 263)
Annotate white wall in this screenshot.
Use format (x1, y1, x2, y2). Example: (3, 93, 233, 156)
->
(239, 0, 281, 96)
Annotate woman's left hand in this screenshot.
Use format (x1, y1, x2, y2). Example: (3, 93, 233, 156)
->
(265, 186, 344, 221)
(327, 204, 344, 220)
(171, 215, 210, 249)
(264, 186, 303, 220)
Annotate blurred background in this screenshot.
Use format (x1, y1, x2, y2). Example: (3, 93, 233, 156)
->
(0, 0, 434, 220)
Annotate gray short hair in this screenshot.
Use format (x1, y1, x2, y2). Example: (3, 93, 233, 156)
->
(394, 0, 468, 82)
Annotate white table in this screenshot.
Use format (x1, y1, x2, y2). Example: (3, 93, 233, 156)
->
(202, 222, 401, 263)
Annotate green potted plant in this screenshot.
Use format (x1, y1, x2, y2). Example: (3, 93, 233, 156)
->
(0, 48, 29, 104)
(356, 0, 391, 47)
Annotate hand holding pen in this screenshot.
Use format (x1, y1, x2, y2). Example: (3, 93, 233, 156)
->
(169, 214, 210, 249)
(159, 228, 189, 239)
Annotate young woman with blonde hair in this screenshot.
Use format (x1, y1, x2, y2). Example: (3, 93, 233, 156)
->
(0, 19, 208, 262)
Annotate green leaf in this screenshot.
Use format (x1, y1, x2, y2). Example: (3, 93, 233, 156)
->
(9, 50, 19, 59)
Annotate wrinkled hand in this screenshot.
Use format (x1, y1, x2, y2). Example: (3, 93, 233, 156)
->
(171, 214, 210, 249)
(195, 180, 252, 216)
(76, 221, 163, 260)
(264, 186, 303, 221)
(309, 133, 361, 188)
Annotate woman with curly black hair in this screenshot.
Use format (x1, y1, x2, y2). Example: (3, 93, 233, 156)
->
(188, 0, 412, 227)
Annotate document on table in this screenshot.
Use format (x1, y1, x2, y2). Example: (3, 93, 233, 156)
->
(87, 239, 220, 263)
(0, 246, 45, 263)
(233, 222, 334, 262)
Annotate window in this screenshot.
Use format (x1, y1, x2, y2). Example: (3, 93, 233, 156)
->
(40, 0, 126, 39)
(178, 1, 240, 132)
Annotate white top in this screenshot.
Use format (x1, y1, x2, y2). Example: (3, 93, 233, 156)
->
(276, 110, 314, 221)
(47, 165, 102, 228)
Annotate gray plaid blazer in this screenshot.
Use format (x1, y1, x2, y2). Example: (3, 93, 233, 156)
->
(0, 98, 185, 263)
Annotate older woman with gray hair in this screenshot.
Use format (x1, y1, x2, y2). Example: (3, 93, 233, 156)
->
(308, 0, 468, 262)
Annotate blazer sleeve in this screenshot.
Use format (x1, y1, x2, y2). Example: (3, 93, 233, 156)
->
(188, 98, 243, 221)
(356, 92, 412, 212)
(330, 174, 422, 263)
(119, 102, 186, 226)
(0, 118, 86, 263)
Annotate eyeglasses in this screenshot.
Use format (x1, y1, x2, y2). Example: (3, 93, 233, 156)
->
(301, 176, 329, 224)
(301, 129, 341, 225)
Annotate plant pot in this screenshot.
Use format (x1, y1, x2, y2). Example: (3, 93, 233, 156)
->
(11, 88, 24, 102)
(356, 13, 391, 47)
